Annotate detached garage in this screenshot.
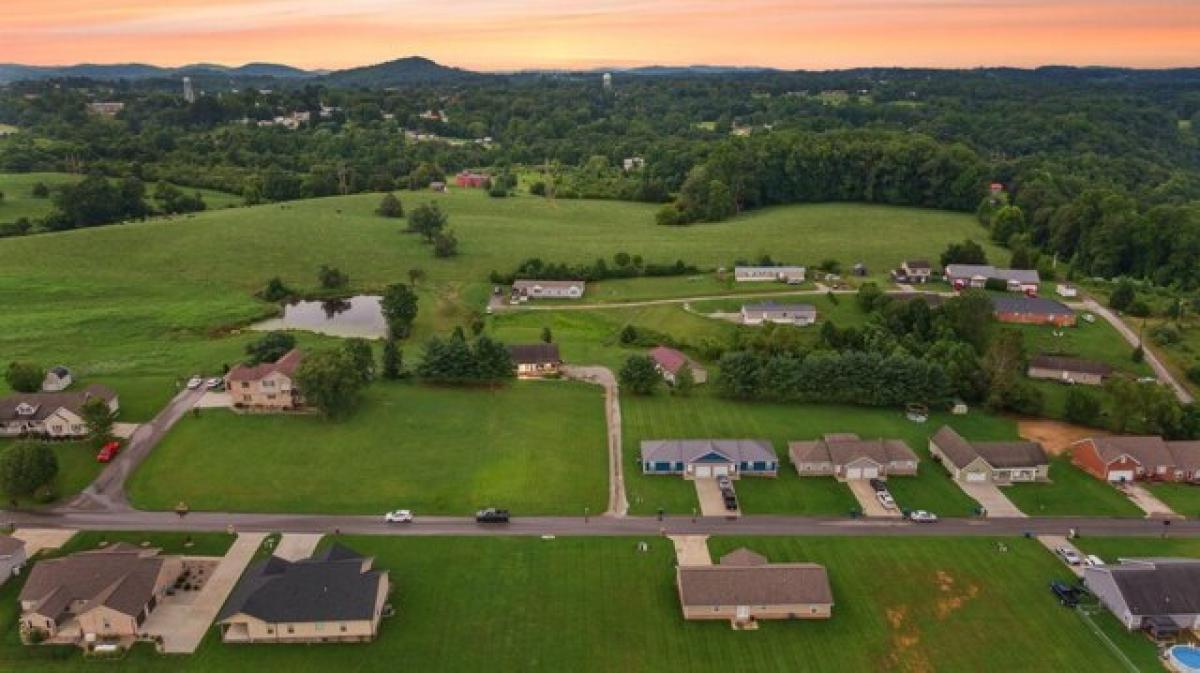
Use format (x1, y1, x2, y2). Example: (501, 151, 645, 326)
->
(641, 439, 779, 479)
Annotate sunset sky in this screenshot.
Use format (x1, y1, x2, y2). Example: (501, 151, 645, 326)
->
(3, 1, 1199, 71)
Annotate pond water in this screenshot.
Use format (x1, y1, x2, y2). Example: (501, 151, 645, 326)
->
(251, 295, 388, 339)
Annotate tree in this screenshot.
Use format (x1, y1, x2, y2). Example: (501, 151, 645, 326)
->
(31, 182, 49, 198)
(1132, 344, 1145, 363)
(1009, 244, 1036, 270)
(1064, 388, 1102, 425)
(381, 339, 404, 380)
(260, 277, 294, 302)
(407, 268, 426, 286)
(343, 338, 375, 382)
(376, 193, 403, 218)
(81, 397, 116, 446)
(294, 350, 365, 419)
(473, 336, 516, 380)
(5, 361, 43, 393)
(940, 290, 994, 353)
(990, 205, 1026, 243)
(940, 239, 988, 267)
(618, 355, 661, 395)
(717, 352, 763, 399)
(618, 325, 638, 344)
(381, 283, 419, 339)
(432, 229, 459, 257)
(317, 265, 349, 289)
(673, 363, 696, 396)
(0, 441, 58, 499)
(856, 282, 884, 312)
(408, 202, 448, 242)
(1109, 280, 1136, 312)
(244, 331, 296, 365)
(541, 327, 553, 343)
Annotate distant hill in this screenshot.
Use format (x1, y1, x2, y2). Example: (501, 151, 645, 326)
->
(322, 56, 483, 87)
(0, 62, 319, 84)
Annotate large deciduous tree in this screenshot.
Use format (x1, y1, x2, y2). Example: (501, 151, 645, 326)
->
(294, 350, 365, 420)
(381, 283, 419, 339)
(0, 442, 58, 499)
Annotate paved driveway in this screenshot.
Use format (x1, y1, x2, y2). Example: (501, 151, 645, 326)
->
(141, 532, 266, 653)
(1121, 484, 1180, 518)
(1038, 535, 1085, 577)
(694, 479, 737, 517)
(11, 528, 77, 557)
(847, 479, 900, 518)
(668, 535, 711, 566)
(273, 533, 323, 561)
(957, 482, 1027, 518)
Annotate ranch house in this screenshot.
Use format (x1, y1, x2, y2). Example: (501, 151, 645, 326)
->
(789, 434, 919, 480)
(1071, 436, 1200, 483)
(929, 426, 1049, 484)
(676, 548, 833, 627)
(734, 266, 806, 284)
(640, 439, 778, 479)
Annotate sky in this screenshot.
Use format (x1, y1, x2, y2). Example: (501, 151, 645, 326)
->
(3, 0, 1199, 71)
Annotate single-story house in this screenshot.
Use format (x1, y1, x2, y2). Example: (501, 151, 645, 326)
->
(1071, 436, 1200, 483)
(218, 544, 389, 644)
(640, 439, 778, 479)
(676, 548, 833, 625)
(429, 181, 447, 192)
(1056, 283, 1078, 298)
(0, 536, 27, 587)
(648, 346, 707, 385)
(623, 157, 645, 171)
(42, 366, 73, 392)
(991, 295, 1077, 327)
(734, 266, 806, 284)
(1084, 558, 1200, 635)
(929, 425, 1049, 484)
(741, 303, 817, 326)
(893, 260, 932, 283)
(0, 384, 120, 438)
(1027, 355, 1113, 386)
(454, 170, 489, 188)
(18, 543, 181, 644)
(508, 343, 563, 378)
(789, 434, 919, 480)
(511, 279, 586, 300)
(225, 349, 304, 411)
(944, 264, 1040, 293)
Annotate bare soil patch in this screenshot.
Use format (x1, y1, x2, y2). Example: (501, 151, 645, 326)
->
(1018, 419, 1106, 455)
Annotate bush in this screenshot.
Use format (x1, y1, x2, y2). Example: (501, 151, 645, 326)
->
(375, 193, 403, 218)
(983, 277, 1009, 292)
(1126, 300, 1152, 318)
(1064, 388, 1103, 425)
(5, 361, 44, 393)
(259, 276, 294, 302)
(1109, 280, 1136, 311)
(529, 181, 546, 196)
(1188, 364, 1200, 385)
(1151, 324, 1182, 346)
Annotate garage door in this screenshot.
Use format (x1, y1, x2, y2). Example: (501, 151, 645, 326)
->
(846, 468, 862, 480)
(712, 466, 730, 477)
(861, 467, 879, 479)
(966, 472, 988, 482)
(1108, 470, 1135, 483)
(694, 466, 712, 478)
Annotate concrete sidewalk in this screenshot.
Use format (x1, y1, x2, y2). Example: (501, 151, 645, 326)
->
(142, 532, 266, 653)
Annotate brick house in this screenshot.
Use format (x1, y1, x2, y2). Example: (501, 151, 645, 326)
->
(1071, 436, 1200, 483)
(648, 346, 707, 385)
(991, 296, 1077, 327)
(225, 349, 304, 411)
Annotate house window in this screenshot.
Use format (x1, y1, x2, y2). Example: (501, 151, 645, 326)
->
(263, 380, 275, 388)
(52, 425, 62, 433)
(266, 627, 274, 634)
(241, 382, 249, 389)
(287, 625, 295, 634)
(753, 461, 767, 471)
(654, 461, 671, 472)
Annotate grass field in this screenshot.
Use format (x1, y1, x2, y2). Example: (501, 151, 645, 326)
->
(0, 439, 100, 507)
(0, 188, 1001, 385)
(0, 535, 1154, 673)
(1145, 482, 1200, 517)
(1003, 456, 1144, 518)
(1013, 318, 1153, 378)
(621, 389, 1015, 516)
(1074, 536, 1200, 561)
(127, 380, 608, 515)
(0, 172, 241, 224)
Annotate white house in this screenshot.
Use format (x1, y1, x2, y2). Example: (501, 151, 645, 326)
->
(511, 279, 586, 301)
(1056, 283, 1078, 298)
(734, 266, 806, 284)
(741, 303, 817, 326)
(0, 385, 119, 438)
(0, 536, 26, 588)
(41, 366, 72, 392)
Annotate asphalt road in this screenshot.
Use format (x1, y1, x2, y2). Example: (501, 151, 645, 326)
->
(1073, 298, 1194, 403)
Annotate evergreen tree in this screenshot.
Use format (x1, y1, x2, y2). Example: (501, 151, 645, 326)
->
(381, 339, 403, 380)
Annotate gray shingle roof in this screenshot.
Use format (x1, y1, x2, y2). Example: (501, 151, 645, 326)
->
(790, 435, 917, 467)
(1103, 559, 1200, 617)
(507, 343, 561, 365)
(741, 302, 817, 316)
(931, 425, 1047, 470)
(991, 296, 1075, 317)
(1081, 436, 1174, 468)
(0, 535, 25, 556)
(0, 384, 117, 423)
(19, 543, 165, 620)
(640, 439, 777, 465)
(678, 563, 832, 607)
(1030, 355, 1113, 377)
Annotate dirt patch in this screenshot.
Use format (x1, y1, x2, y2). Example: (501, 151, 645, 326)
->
(884, 605, 933, 673)
(1018, 419, 1106, 455)
(932, 570, 980, 620)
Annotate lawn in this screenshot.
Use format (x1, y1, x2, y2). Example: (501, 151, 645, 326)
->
(0, 439, 101, 507)
(1073, 536, 1200, 562)
(127, 380, 608, 515)
(0, 172, 241, 224)
(1013, 317, 1152, 377)
(53, 530, 237, 557)
(1145, 482, 1200, 517)
(1003, 456, 1144, 518)
(621, 389, 1013, 517)
(0, 189, 1000, 385)
(0, 535, 1153, 673)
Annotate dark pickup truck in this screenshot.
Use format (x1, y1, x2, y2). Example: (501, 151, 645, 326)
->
(475, 508, 510, 523)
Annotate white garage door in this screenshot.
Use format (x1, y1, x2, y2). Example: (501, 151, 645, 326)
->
(846, 468, 862, 480)
(694, 466, 712, 478)
(1108, 470, 1135, 483)
(712, 466, 730, 477)
(861, 467, 880, 479)
(966, 472, 988, 482)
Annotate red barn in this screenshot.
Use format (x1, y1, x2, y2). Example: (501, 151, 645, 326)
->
(455, 171, 490, 188)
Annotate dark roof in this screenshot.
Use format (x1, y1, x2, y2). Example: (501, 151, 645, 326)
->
(678, 564, 832, 607)
(0, 384, 117, 423)
(991, 296, 1075, 317)
(648, 346, 702, 375)
(0, 535, 24, 556)
(1030, 355, 1112, 377)
(904, 260, 931, 270)
(1102, 559, 1200, 617)
(641, 439, 777, 464)
(931, 426, 978, 469)
(218, 544, 386, 624)
(19, 544, 166, 620)
(719, 548, 768, 567)
(931, 425, 1047, 469)
(507, 343, 561, 365)
(1079, 436, 1174, 468)
(789, 435, 918, 466)
(225, 349, 304, 382)
(49, 366, 71, 378)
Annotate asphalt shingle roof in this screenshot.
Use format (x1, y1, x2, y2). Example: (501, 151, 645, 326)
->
(1103, 559, 1200, 617)
(640, 439, 777, 465)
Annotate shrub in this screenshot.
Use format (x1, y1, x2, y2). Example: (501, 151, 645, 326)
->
(259, 277, 294, 302)
(1151, 324, 1182, 346)
(983, 277, 1009, 292)
(5, 361, 44, 393)
(1126, 300, 1152, 318)
(1064, 388, 1102, 425)
(529, 181, 546, 196)
(1187, 364, 1200, 385)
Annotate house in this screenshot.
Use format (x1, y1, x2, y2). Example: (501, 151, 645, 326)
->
(0, 384, 120, 438)
(225, 349, 304, 411)
(676, 548, 832, 625)
(1071, 436, 1200, 483)
(218, 544, 389, 644)
(429, 181, 447, 192)
(507, 343, 562, 378)
(1057, 283, 1078, 298)
(1027, 355, 1113, 386)
(454, 171, 489, 188)
(894, 260, 932, 283)
(18, 543, 181, 644)
(789, 434, 919, 480)
(511, 279, 586, 301)
(0, 536, 27, 587)
(640, 439, 778, 478)
(622, 157, 645, 172)
(991, 295, 1077, 327)
(648, 346, 707, 385)
(87, 102, 125, 116)
(734, 266, 806, 284)
(1084, 559, 1200, 636)
(741, 303, 817, 326)
(944, 264, 1040, 293)
(929, 426, 1049, 484)
(41, 366, 73, 392)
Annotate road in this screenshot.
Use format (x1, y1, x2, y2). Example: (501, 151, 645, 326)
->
(1072, 298, 1194, 403)
(563, 365, 628, 516)
(489, 285, 846, 312)
(69, 386, 204, 511)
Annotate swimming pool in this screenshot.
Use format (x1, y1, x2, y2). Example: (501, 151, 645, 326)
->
(1169, 645, 1200, 672)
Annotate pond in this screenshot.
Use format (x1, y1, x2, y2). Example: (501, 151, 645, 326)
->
(251, 295, 388, 339)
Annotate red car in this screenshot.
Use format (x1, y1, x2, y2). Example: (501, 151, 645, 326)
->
(96, 441, 121, 463)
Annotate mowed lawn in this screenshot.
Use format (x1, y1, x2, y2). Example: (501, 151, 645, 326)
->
(1145, 482, 1200, 517)
(621, 390, 1016, 517)
(1003, 456, 1144, 518)
(0, 536, 1150, 673)
(0, 172, 241, 223)
(0, 189, 999, 382)
(0, 439, 101, 507)
(127, 381, 608, 514)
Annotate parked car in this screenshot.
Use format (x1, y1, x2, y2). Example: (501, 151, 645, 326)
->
(185, 376, 203, 390)
(384, 509, 413, 523)
(475, 508, 510, 523)
(1050, 581, 1081, 607)
(908, 510, 938, 523)
(876, 491, 896, 509)
(869, 478, 887, 492)
(1084, 554, 1105, 568)
(1055, 547, 1083, 566)
(723, 495, 738, 511)
(96, 441, 121, 463)
(205, 377, 223, 390)
(716, 475, 732, 491)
